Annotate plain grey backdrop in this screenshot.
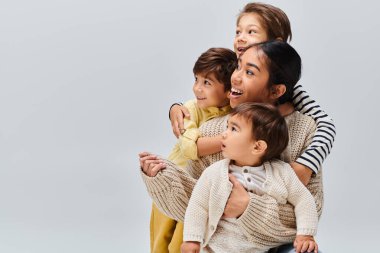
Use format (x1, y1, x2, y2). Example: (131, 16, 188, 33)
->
(1, 0, 379, 252)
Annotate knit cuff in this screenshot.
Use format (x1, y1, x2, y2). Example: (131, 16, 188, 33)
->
(140, 169, 171, 194)
(183, 234, 204, 244)
(140, 159, 196, 222)
(296, 228, 317, 236)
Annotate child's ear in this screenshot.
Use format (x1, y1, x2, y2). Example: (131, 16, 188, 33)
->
(251, 140, 267, 155)
(270, 84, 286, 100)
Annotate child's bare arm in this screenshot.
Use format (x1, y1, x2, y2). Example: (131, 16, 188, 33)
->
(196, 135, 223, 157)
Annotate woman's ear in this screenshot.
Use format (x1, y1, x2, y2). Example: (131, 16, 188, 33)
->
(251, 140, 267, 155)
(270, 84, 286, 100)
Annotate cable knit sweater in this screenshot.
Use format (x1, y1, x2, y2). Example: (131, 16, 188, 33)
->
(183, 158, 318, 252)
(141, 111, 323, 248)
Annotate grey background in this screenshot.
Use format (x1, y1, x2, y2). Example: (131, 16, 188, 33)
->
(0, 0, 379, 252)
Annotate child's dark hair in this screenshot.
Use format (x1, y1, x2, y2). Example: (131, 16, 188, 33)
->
(237, 2, 292, 42)
(230, 102, 289, 162)
(244, 40, 301, 104)
(193, 48, 237, 92)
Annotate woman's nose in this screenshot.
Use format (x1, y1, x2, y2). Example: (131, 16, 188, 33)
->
(232, 72, 242, 85)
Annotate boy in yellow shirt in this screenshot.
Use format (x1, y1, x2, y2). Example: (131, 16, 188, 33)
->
(151, 47, 237, 252)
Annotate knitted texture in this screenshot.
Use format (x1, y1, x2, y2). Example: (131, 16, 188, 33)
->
(183, 159, 318, 252)
(140, 111, 323, 248)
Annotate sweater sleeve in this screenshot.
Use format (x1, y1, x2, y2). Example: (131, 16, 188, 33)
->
(178, 100, 200, 160)
(140, 158, 196, 222)
(183, 168, 211, 243)
(292, 84, 336, 173)
(236, 194, 297, 247)
(281, 164, 318, 236)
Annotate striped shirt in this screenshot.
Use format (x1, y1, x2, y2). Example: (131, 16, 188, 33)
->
(292, 84, 336, 173)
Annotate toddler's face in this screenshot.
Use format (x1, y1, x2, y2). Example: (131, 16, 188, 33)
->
(221, 114, 255, 167)
(234, 13, 268, 56)
(192, 72, 229, 109)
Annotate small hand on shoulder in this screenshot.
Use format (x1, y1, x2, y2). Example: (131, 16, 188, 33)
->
(169, 104, 190, 138)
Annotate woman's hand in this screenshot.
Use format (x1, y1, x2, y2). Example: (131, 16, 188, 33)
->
(290, 162, 313, 186)
(138, 152, 166, 177)
(223, 174, 250, 218)
(293, 235, 318, 253)
(170, 104, 190, 138)
(181, 241, 201, 253)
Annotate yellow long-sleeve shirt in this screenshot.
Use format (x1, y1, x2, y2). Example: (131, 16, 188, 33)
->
(168, 99, 231, 167)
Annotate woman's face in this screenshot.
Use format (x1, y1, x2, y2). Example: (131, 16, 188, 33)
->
(229, 47, 271, 108)
(234, 13, 269, 56)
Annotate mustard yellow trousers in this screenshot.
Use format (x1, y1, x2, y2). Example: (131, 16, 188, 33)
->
(150, 204, 183, 253)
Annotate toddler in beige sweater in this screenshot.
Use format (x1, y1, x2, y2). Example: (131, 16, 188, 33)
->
(181, 103, 319, 253)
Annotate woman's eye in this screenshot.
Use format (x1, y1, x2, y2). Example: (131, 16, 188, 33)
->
(231, 126, 237, 131)
(194, 76, 198, 81)
(246, 70, 254, 76)
(248, 30, 257, 34)
(204, 80, 210, 86)
(235, 30, 241, 35)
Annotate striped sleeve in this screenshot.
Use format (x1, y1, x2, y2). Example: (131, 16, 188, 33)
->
(292, 84, 336, 173)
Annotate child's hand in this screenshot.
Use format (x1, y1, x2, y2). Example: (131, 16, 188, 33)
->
(181, 241, 201, 253)
(293, 235, 318, 253)
(170, 104, 190, 138)
(138, 152, 166, 177)
(290, 162, 312, 186)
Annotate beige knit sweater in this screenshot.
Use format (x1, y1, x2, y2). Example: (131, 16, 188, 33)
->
(183, 158, 318, 252)
(141, 111, 323, 248)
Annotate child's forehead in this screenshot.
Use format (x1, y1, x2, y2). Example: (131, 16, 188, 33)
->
(195, 71, 217, 80)
(228, 114, 252, 127)
(237, 13, 265, 27)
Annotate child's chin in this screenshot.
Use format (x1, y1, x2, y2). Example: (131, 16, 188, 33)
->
(196, 102, 212, 109)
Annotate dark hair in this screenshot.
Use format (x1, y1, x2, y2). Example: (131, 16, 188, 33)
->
(230, 102, 289, 162)
(193, 48, 237, 92)
(237, 2, 292, 42)
(244, 40, 301, 104)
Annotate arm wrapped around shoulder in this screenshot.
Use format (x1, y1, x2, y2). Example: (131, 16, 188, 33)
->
(140, 158, 196, 222)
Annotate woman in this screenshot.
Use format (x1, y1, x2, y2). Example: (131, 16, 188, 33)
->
(139, 40, 323, 252)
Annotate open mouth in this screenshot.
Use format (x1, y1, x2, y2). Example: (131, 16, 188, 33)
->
(237, 47, 246, 54)
(230, 87, 243, 97)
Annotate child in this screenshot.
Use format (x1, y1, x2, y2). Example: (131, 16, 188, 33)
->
(167, 47, 236, 168)
(181, 103, 319, 253)
(150, 47, 237, 253)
